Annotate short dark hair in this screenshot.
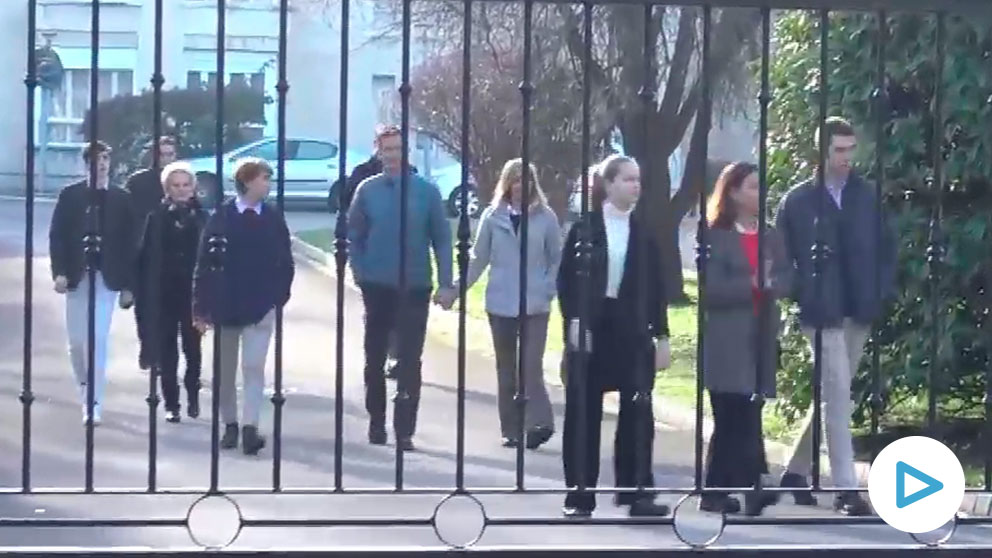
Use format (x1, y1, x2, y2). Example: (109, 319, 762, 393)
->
(81, 140, 112, 163)
(816, 116, 856, 149)
(232, 157, 272, 194)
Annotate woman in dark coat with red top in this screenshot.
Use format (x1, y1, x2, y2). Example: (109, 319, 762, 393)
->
(700, 162, 792, 516)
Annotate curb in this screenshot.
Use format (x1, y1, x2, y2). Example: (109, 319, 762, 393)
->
(290, 235, 988, 517)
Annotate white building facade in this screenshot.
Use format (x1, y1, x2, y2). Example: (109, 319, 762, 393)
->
(0, 0, 427, 192)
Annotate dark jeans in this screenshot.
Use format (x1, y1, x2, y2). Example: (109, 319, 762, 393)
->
(360, 282, 431, 438)
(158, 291, 202, 411)
(562, 299, 656, 511)
(705, 391, 768, 492)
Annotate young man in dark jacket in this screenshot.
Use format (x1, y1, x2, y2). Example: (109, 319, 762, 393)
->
(347, 125, 453, 451)
(126, 135, 178, 369)
(136, 161, 208, 423)
(192, 157, 295, 455)
(49, 141, 136, 425)
(774, 117, 897, 516)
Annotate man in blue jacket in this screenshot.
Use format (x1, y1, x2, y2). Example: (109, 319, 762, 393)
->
(347, 125, 454, 451)
(775, 117, 897, 516)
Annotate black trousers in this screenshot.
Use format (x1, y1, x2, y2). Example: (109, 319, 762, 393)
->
(158, 290, 202, 411)
(705, 391, 768, 492)
(562, 299, 656, 511)
(359, 282, 430, 438)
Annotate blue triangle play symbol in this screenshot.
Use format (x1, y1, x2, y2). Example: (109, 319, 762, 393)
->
(896, 461, 943, 508)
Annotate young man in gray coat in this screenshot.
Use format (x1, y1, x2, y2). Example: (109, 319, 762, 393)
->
(774, 117, 897, 516)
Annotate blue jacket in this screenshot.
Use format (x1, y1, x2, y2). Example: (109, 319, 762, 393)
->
(775, 172, 897, 328)
(346, 172, 453, 290)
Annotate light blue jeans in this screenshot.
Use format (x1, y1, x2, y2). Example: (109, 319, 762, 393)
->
(65, 271, 118, 407)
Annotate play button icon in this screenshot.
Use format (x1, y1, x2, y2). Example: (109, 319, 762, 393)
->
(868, 436, 965, 533)
(895, 461, 943, 508)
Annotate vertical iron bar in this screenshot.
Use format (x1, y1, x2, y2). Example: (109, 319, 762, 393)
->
(21, 0, 38, 494)
(753, 4, 771, 494)
(146, 0, 165, 493)
(810, 8, 829, 492)
(84, 0, 101, 494)
(869, 10, 887, 448)
(455, 0, 473, 492)
(926, 12, 945, 435)
(395, 0, 413, 491)
(693, 3, 712, 494)
(209, 0, 227, 495)
(271, 0, 290, 493)
(633, 1, 654, 500)
(514, 0, 535, 491)
(573, 0, 593, 503)
(333, 0, 350, 493)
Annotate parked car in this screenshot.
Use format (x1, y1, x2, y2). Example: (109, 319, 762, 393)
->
(184, 137, 368, 208)
(430, 163, 481, 218)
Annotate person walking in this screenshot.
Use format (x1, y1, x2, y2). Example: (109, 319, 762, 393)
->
(49, 141, 136, 425)
(450, 158, 559, 449)
(699, 162, 790, 516)
(127, 136, 178, 370)
(192, 157, 295, 455)
(347, 125, 454, 452)
(775, 117, 897, 515)
(557, 154, 671, 518)
(135, 161, 208, 423)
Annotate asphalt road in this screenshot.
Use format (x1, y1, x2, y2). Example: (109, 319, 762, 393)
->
(0, 199, 989, 552)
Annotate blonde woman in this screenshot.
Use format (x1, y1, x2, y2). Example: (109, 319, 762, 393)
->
(456, 159, 561, 449)
(135, 161, 208, 423)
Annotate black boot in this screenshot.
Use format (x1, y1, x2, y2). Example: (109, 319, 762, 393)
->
(626, 497, 670, 517)
(221, 422, 239, 449)
(186, 391, 200, 419)
(781, 472, 817, 506)
(242, 425, 266, 456)
(368, 423, 387, 445)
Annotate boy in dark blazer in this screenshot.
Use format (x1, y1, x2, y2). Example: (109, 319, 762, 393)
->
(49, 141, 136, 426)
(192, 157, 295, 455)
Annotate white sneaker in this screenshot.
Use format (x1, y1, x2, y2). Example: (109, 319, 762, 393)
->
(82, 402, 102, 426)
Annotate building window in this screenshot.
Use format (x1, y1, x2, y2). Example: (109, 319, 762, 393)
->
(372, 74, 397, 126)
(45, 69, 134, 144)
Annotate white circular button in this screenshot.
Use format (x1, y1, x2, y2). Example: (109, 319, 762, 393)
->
(867, 436, 965, 533)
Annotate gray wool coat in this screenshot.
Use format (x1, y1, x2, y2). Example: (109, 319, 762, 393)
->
(702, 227, 792, 397)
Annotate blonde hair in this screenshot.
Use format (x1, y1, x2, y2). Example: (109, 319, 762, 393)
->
(160, 161, 196, 190)
(490, 158, 548, 208)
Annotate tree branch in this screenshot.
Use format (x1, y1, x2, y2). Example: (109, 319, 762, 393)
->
(657, 8, 697, 125)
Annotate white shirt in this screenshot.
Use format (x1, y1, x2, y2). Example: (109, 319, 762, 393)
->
(236, 196, 263, 214)
(603, 201, 632, 299)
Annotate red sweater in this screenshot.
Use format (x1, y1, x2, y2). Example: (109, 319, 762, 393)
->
(739, 231, 761, 314)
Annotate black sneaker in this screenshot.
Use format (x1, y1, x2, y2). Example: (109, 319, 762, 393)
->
(165, 409, 181, 423)
(525, 427, 554, 450)
(368, 423, 387, 445)
(501, 437, 519, 448)
(834, 492, 871, 516)
(397, 437, 416, 452)
(699, 494, 741, 514)
(220, 423, 239, 449)
(627, 498, 670, 517)
(242, 425, 266, 456)
(780, 472, 818, 506)
(562, 506, 592, 518)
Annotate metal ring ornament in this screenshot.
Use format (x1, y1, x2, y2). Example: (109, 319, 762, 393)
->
(185, 492, 244, 550)
(431, 491, 488, 549)
(908, 513, 957, 547)
(671, 493, 726, 549)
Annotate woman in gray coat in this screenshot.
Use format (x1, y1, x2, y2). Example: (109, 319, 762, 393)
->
(457, 158, 560, 449)
(700, 162, 792, 516)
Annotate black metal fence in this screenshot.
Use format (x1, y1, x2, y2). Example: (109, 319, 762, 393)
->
(6, 0, 992, 554)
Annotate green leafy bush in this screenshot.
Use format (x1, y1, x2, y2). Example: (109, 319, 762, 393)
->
(767, 11, 992, 429)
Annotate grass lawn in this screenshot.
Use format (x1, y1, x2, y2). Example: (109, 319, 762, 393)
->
(296, 225, 797, 441)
